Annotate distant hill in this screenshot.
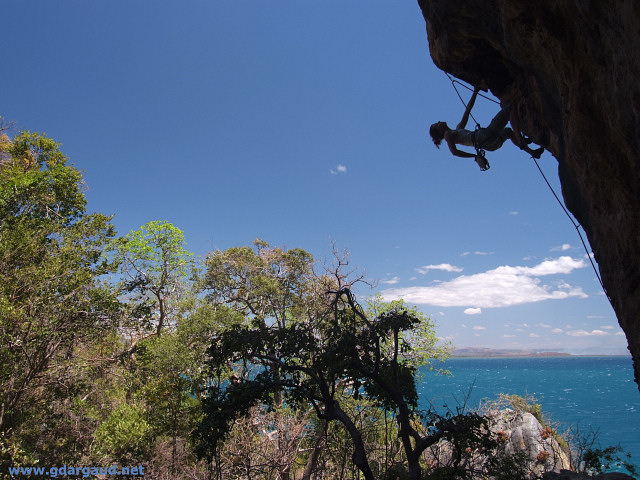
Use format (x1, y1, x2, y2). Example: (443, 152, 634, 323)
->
(451, 347, 571, 358)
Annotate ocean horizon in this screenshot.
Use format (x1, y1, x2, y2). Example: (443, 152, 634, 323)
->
(418, 356, 640, 470)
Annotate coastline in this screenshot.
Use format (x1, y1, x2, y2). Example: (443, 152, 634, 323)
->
(450, 347, 632, 358)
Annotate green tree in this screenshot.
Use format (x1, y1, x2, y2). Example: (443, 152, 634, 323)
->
(138, 308, 233, 475)
(109, 220, 194, 337)
(198, 240, 323, 480)
(93, 402, 151, 462)
(201, 239, 319, 328)
(0, 130, 117, 465)
(196, 241, 472, 480)
(197, 286, 473, 480)
(107, 301, 243, 477)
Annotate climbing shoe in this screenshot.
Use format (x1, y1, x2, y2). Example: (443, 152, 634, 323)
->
(531, 147, 544, 159)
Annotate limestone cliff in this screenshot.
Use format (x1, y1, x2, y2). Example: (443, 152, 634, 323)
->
(417, 0, 640, 389)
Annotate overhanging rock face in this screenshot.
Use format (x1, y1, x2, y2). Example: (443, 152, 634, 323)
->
(417, 0, 640, 389)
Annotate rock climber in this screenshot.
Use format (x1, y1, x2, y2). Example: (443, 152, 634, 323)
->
(429, 85, 544, 170)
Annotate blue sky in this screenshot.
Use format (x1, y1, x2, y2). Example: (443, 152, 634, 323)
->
(2, 1, 627, 355)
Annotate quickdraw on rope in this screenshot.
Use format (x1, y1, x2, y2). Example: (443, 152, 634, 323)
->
(445, 73, 500, 106)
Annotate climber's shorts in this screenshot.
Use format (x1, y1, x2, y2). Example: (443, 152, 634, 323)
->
(475, 106, 512, 151)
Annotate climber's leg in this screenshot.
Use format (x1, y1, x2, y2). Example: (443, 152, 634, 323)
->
(507, 106, 544, 158)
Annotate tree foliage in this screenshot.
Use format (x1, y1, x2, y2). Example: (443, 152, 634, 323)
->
(108, 220, 194, 336)
(0, 130, 117, 465)
(201, 239, 321, 327)
(196, 241, 479, 480)
(93, 403, 151, 462)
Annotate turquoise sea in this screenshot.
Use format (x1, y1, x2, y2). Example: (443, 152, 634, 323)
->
(417, 356, 640, 466)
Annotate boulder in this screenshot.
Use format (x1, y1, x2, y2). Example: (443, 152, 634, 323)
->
(488, 408, 571, 475)
(424, 408, 571, 477)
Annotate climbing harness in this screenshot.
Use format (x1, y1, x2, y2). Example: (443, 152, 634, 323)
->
(473, 125, 490, 171)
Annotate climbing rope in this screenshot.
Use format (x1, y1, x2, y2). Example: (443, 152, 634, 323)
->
(529, 156, 613, 306)
(445, 73, 500, 114)
(445, 73, 483, 128)
(444, 72, 613, 307)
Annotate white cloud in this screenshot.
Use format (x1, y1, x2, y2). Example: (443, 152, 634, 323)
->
(472, 325, 486, 330)
(552, 328, 564, 333)
(529, 333, 540, 338)
(415, 263, 463, 275)
(566, 329, 610, 337)
(599, 325, 615, 330)
(509, 211, 519, 216)
(552, 244, 572, 251)
(381, 276, 400, 285)
(330, 164, 347, 175)
(464, 308, 482, 315)
(538, 323, 551, 328)
(461, 251, 492, 257)
(515, 256, 586, 276)
(566, 330, 590, 337)
(503, 334, 516, 338)
(382, 256, 588, 308)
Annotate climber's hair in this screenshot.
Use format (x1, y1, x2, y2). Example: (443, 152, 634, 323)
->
(429, 123, 444, 148)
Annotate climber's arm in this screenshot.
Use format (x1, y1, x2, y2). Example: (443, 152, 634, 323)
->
(444, 131, 476, 158)
(456, 86, 480, 130)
